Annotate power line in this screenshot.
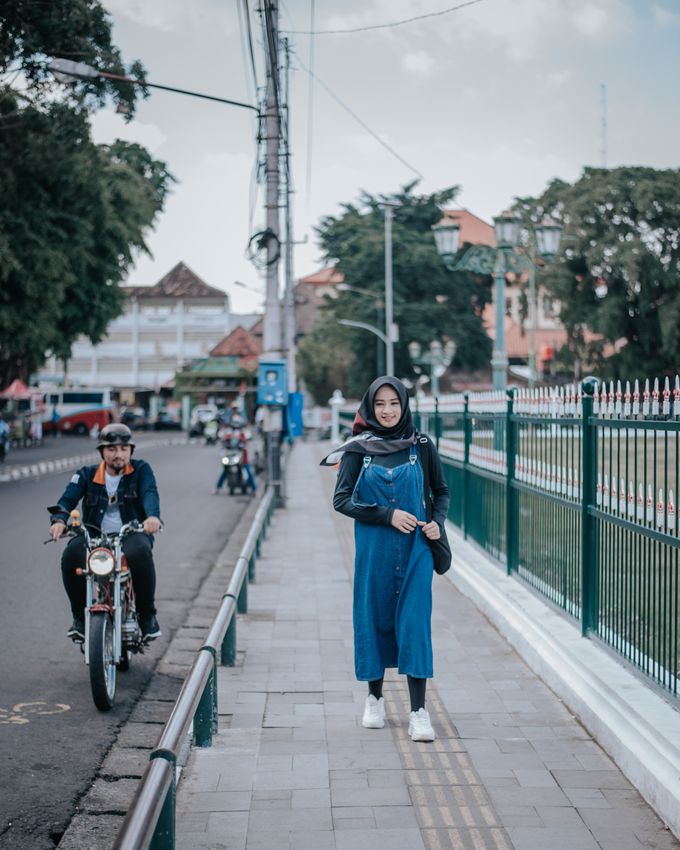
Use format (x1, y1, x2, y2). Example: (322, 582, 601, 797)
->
(283, 0, 484, 35)
(238, 0, 260, 96)
(305, 0, 316, 208)
(295, 55, 423, 180)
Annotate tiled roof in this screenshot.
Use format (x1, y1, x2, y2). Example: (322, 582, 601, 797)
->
(124, 262, 227, 299)
(210, 326, 262, 358)
(298, 267, 345, 286)
(438, 209, 496, 247)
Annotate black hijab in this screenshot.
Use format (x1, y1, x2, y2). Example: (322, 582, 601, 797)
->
(320, 376, 416, 466)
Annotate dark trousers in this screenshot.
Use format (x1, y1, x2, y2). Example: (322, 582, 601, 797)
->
(61, 533, 157, 617)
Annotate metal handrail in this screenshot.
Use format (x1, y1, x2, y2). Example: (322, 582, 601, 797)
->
(153, 650, 213, 759)
(113, 758, 174, 849)
(112, 486, 275, 850)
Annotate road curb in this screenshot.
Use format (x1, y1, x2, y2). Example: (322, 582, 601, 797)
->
(0, 438, 195, 483)
(445, 522, 680, 840)
(55, 484, 264, 850)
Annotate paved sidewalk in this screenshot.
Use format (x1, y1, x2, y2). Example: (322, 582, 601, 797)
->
(175, 441, 678, 850)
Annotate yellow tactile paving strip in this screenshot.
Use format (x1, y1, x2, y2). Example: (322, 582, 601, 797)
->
(322, 462, 514, 850)
(386, 676, 513, 850)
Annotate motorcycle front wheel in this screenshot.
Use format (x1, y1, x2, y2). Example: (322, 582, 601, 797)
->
(89, 612, 116, 711)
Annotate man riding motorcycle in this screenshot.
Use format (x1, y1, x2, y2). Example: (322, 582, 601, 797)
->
(48, 423, 162, 642)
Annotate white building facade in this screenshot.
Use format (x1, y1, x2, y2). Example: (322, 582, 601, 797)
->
(43, 262, 231, 391)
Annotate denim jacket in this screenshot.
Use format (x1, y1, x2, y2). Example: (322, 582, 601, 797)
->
(50, 459, 161, 533)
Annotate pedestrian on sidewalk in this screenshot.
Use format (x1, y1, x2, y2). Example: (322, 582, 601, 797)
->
(323, 376, 449, 742)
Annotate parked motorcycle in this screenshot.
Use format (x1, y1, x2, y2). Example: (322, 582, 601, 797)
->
(47, 508, 149, 711)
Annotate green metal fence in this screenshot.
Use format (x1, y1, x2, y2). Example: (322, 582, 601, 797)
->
(414, 377, 680, 697)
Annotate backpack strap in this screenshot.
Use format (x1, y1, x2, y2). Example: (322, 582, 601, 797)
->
(416, 436, 433, 522)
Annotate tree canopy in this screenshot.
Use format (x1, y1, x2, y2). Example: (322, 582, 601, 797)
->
(0, 1, 173, 384)
(518, 166, 680, 378)
(299, 184, 492, 402)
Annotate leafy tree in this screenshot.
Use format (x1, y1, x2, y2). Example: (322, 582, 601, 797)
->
(0, 0, 146, 115)
(303, 183, 492, 399)
(517, 167, 680, 378)
(297, 319, 354, 405)
(0, 1, 173, 384)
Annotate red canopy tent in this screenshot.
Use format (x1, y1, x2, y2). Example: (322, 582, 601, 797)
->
(0, 379, 33, 400)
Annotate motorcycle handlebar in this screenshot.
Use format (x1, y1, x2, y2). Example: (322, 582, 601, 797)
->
(44, 519, 150, 545)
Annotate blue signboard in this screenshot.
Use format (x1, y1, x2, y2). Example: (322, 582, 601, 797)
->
(257, 359, 288, 406)
(286, 391, 304, 438)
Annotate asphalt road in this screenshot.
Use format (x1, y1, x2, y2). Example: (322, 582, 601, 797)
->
(0, 435, 254, 850)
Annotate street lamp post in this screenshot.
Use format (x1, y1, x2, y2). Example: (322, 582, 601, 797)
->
(526, 217, 563, 387)
(48, 58, 259, 113)
(336, 284, 385, 375)
(382, 202, 399, 376)
(490, 210, 520, 391)
(408, 339, 457, 399)
(432, 209, 562, 391)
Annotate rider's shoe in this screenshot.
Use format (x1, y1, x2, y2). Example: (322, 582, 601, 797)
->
(139, 613, 162, 641)
(67, 617, 85, 643)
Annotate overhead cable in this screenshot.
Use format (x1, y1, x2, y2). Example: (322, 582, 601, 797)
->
(305, 0, 316, 207)
(283, 0, 484, 35)
(239, 0, 260, 95)
(295, 56, 423, 180)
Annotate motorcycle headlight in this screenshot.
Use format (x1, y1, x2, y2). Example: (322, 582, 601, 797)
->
(88, 547, 115, 577)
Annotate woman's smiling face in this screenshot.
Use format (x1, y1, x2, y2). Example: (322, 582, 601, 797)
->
(373, 384, 402, 428)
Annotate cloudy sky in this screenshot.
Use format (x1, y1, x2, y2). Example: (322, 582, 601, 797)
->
(93, 0, 680, 312)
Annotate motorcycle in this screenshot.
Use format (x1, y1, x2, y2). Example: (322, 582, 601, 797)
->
(47, 508, 148, 711)
(220, 446, 250, 495)
(203, 419, 219, 445)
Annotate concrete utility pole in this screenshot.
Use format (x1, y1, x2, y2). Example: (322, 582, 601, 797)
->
(263, 1, 281, 356)
(282, 37, 297, 392)
(261, 0, 283, 503)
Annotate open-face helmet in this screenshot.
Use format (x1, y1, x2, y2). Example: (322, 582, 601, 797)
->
(97, 423, 135, 455)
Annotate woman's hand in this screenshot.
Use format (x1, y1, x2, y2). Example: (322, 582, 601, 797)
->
(418, 520, 441, 540)
(391, 509, 418, 533)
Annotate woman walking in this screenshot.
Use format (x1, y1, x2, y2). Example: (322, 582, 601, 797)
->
(323, 376, 449, 741)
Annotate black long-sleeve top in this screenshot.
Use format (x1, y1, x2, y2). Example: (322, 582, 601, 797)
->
(332, 436, 450, 528)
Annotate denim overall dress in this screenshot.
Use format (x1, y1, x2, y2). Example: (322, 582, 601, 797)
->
(351, 449, 434, 681)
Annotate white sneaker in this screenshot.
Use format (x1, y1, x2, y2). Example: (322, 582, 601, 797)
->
(361, 695, 385, 729)
(408, 708, 435, 742)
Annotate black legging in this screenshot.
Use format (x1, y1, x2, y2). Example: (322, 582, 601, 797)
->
(61, 533, 157, 617)
(369, 676, 427, 712)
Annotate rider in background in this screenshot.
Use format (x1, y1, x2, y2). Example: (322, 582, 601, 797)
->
(48, 423, 162, 642)
(213, 424, 257, 495)
(0, 416, 9, 462)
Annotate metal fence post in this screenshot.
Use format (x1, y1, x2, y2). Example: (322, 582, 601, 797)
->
(222, 615, 236, 666)
(462, 393, 470, 539)
(434, 397, 441, 451)
(581, 378, 598, 635)
(248, 554, 256, 582)
(505, 388, 517, 574)
(194, 652, 215, 747)
(237, 572, 248, 614)
(148, 771, 175, 850)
